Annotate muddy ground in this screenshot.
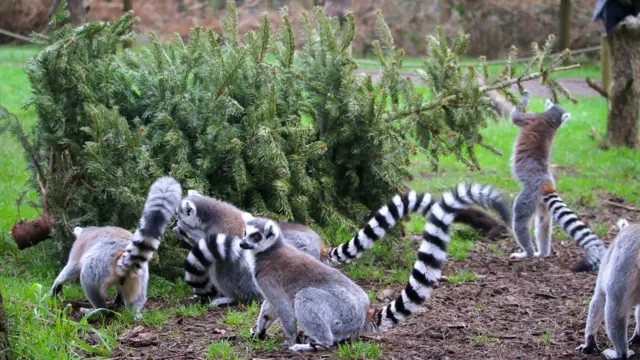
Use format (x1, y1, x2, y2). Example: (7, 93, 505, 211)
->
(72, 199, 640, 360)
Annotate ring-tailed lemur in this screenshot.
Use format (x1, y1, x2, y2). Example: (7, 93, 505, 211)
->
(182, 186, 511, 308)
(508, 90, 606, 272)
(577, 219, 640, 360)
(49, 177, 182, 315)
(174, 190, 327, 307)
(203, 182, 508, 351)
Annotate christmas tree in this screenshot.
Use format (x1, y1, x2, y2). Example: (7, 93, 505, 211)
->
(2, 1, 577, 276)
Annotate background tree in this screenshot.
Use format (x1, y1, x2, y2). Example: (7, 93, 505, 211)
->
(123, 0, 133, 48)
(592, 1, 640, 149)
(48, 0, 90, 25)
(558, 0, 572, 51)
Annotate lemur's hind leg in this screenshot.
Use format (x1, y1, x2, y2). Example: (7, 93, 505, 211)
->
(577, 285, 605, 354)
(510, 186, 538, 259)
(603, 289, 634, 359)
(50, 263, 80, 298)
(534, 203, 553, 257)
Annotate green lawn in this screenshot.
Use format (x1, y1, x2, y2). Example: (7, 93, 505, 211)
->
(0, 44, 637, 359)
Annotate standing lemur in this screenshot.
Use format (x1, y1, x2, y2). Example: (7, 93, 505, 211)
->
(49, 177, 182, 315)
(233, 182, 510, 351)
(578, 219, 640, 360)
(509, 90, 606, 272)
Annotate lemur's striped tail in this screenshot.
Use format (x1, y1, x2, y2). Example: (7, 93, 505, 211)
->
(366, 183, 510, 333)
(327, 184, 512, 265)
(325, 191, 435, 264)
(184, 234, 242, 292)
(115, 177, 182, 277)
(541, 184, 605, 272)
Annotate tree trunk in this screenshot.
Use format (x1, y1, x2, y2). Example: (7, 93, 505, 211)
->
(323, 0, 352, 56)
(0, 290, 9, 360)
(601, 35, 612, 95)
(122, 0, 133, 49)
(439, 0, 451, 24)
(67, 0, 89, 26)
(558, 0, 571, 51)
(605, 15, 640, 149)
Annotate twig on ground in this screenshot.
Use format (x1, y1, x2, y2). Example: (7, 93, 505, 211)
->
(604, 199, 640, 212)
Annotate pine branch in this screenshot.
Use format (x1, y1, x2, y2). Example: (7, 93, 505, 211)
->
(383, 64, 580, 122)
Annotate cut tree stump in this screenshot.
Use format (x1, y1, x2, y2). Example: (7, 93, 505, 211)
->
(0, 290, 9, 360)
(604, 14, 640, 149)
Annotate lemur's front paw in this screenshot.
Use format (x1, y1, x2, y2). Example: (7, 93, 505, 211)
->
(576, 342, 599, 354)
(509, 251, 532, 259)
(533, 251, 551, 258)
(249, 327, 266, 340)
(289, 343, 317, 352)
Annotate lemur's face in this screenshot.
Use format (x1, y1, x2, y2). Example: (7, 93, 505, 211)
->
(239, 218, 280, 253)
(172, 194, 206, 247)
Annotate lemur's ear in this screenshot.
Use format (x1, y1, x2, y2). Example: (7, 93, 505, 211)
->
(182, 200, 196, 217)
(264, 221, 278, 239)
(561, 113, 571, 122)
(242, 212, 255, 223)
(545, 99, 554, 111)
(187, 189, 201, 196)
(617, 218, 630, 231)
(73, 227, 84, 237)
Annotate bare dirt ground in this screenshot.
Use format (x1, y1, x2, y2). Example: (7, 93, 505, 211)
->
(72, 199, 640, 360)
(355, 69, 600, 98)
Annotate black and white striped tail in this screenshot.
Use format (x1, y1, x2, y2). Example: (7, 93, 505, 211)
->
(367, 183, 510, 332)
(115, 177, 182, 277)
(184, 233, 242, 293)
(542, 191, 605, 272)
(327, 184, 512, 265)
(326, 191, 436, 264)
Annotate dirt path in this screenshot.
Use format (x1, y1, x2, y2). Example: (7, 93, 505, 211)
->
(355, 69, 600, 98)
(96, 202, 640, 360)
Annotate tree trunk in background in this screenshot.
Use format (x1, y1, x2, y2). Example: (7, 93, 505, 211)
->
(605, 15, 640, 149)
(558, 0, 571, 51)
(67, 0, 89, 25)
(601, 35, 612, 94)
(123, 0, 133, 49)
(0, 290, 9, 360)
(323, 0, 352, 56)
(439, 0, 451, 24)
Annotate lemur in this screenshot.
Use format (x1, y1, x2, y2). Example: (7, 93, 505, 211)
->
(49, 177, 182, 315)
(197, 182, 509, 351)
(174, 190, 327, 307)
(181, 186, 512, 307)
(578, 219, 640, 360)
(508, 90, 606, 272)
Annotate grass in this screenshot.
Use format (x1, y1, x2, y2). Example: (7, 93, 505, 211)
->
(337, 340, 384, 359)
(445, 269, 481, 284)
(1, 43, 638, 359)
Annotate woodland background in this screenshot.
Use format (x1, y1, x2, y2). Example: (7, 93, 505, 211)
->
(1, 0, 603, 58)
